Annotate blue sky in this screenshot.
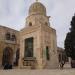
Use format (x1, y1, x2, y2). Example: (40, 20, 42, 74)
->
(0, 0, 75, 48)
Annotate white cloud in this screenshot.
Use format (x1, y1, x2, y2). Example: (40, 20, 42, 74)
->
(0, 0, 75, 48)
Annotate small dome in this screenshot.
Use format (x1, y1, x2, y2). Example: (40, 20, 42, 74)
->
(29, 2, 46, 15)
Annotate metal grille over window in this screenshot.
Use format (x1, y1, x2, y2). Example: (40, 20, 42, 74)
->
(46, 46, 50, 60)
(11, 34, 16, 41)
(6, 33, 10, 40)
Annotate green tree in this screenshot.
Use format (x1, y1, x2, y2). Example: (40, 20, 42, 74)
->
(65, 14, 75, 67)
(65, 15, 75, 59)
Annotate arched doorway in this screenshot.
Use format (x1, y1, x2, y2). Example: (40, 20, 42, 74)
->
(2, 47, 13, 66)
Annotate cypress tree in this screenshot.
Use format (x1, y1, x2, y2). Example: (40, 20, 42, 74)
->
(65, 15, 75, 60)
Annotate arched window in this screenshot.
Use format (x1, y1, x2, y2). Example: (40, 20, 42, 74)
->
(29, 22, 32, 26)
(11, 34, 16, 41)
(6, 32, 10, 40)
(45, 22, 48, 25)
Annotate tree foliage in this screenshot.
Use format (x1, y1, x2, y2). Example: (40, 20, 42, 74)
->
(65, 15, 75, 60)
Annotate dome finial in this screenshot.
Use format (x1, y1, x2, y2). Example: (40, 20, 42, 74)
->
(36, 0, 38, 2)
(29, 1, 46, 15)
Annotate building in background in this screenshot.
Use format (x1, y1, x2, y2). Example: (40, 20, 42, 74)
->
(57, 47, 68, 64)
(0, 26, 20, 68)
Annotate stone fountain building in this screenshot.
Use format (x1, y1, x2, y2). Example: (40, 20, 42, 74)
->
(0, 1, 59, 69)
(19, 1, 58, 69)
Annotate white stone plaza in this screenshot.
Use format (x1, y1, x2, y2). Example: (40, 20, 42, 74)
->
(0, 69, 75, 75)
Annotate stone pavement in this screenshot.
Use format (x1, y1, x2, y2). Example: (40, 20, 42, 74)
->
(64, 63, 71, 69)
(0, 69, 75, 75)
(0, 63, 75, 75)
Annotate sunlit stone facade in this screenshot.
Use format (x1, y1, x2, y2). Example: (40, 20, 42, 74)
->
(19, 2, 59, 69)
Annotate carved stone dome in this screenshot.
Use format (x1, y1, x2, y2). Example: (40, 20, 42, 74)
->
(29, 2, 46, 15)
